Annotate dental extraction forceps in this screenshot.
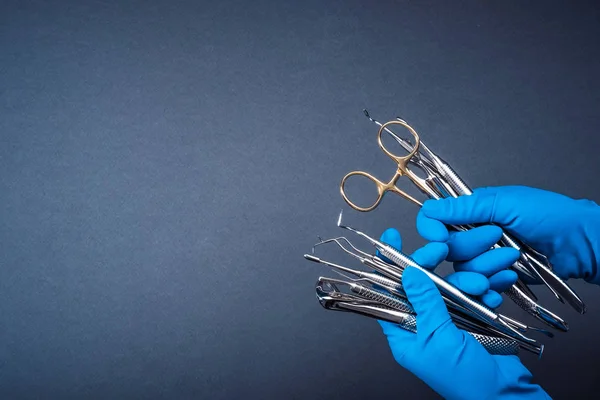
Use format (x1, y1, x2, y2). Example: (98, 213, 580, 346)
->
(338, 113, 581, 331)
(315, 278, 524, 356)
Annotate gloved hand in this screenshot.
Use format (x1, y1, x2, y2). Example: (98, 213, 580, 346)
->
(378, 228, 551, 400)
(409, 219, 520, 309)
(417, 185, 600, 285)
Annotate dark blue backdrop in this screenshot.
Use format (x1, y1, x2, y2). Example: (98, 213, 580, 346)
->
(1, 1, 600, 398)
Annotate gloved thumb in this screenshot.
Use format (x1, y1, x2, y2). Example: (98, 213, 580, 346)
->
(402, 266, 461, 339)
(421, 187, 511, 226)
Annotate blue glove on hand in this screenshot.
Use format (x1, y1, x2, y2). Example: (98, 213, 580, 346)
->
(417, 186, 600, 285)
(378, 228, 551, 400)
(413, 216, 520, 308)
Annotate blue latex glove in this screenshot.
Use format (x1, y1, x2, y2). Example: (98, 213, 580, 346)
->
(378, 228, 509, 309)
(416, 210, 521, 307)
(417, 186, 600, 285)
(378, 228, 551, 400)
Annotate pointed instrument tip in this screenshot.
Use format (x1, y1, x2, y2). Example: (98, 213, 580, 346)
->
(304, 254, 320, 262)
(337, 209, 344, 227)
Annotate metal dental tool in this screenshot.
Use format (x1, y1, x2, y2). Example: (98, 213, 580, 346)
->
(316, 277, 543, 357)
(304, 253, 406, 298)
(314, 276, 414, 313)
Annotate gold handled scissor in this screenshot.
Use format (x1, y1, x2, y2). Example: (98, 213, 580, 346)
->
(340, 119, 442, 212)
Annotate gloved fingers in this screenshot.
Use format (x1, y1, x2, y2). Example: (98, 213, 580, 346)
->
(377, 228, 402, 265)
(409, 242, 449, 270)
(371, 228, 404, 293)
(444, 271, 489, 296)
(454, 247, 521, 276)
(416, 210, 450, 242)
(444, 270, 511, 308)
(445, 225, 503, 261)
(378, 229, 449, 270)
(378, 319, 416, 340)
(381, 227, 402, 249)
(480, 290, 504, 309)
(377, 319, 417, 363)
(421, 187, 513, 226)
(488, 270, 519, 292)
(402, 266, 461, 339)
(375, 231, 414, 348)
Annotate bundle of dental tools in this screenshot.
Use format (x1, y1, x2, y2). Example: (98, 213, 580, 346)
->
(304, 111, 586, 357)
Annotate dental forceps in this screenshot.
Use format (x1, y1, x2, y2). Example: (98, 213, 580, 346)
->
(315, 277, 542, 356)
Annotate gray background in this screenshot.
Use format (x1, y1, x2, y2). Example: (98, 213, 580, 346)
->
(1, 0, 600, 398)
